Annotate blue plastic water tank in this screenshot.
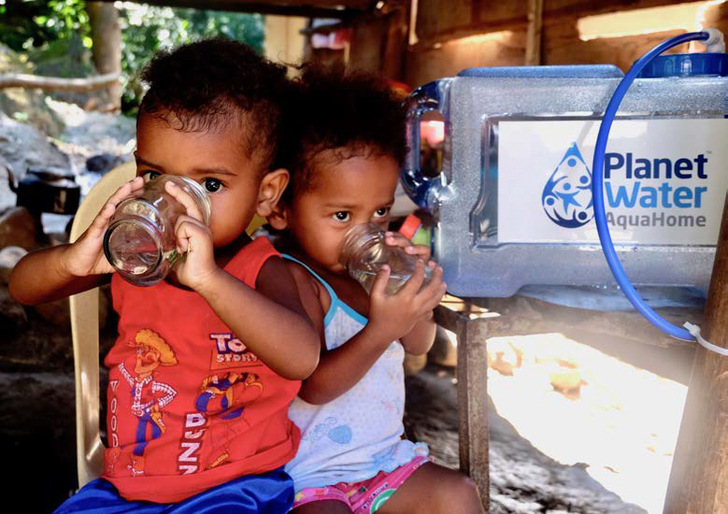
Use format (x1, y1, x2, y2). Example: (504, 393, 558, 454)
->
(403, 63, 728, 297)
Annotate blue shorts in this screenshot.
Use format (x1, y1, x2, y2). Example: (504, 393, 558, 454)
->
(53, 468, 294, 513)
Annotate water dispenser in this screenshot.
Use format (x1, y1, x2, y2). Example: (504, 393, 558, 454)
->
(403, 30, 728, 298)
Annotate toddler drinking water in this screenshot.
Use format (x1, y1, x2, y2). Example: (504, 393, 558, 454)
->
(268, 65, 485, 514)
(10, 39, 319, 513)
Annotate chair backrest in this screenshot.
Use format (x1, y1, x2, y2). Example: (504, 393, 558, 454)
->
(69, 163, 268, 488)
(69, 162, 136, 488)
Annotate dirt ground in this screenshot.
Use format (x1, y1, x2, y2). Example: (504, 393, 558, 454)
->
(0, 366, 642, 513)
(405, 366, 647, 514)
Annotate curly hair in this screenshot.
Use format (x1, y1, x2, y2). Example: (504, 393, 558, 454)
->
(139, 38, 290, 173)
(133, 329, 177, 366)
(280, 64, 407, 203)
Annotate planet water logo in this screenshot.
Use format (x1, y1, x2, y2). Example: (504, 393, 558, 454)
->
(602, 150, 709, 230)
(542, 142, 594, 228)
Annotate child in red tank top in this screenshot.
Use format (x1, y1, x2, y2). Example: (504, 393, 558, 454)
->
(10, 39, 319, 513)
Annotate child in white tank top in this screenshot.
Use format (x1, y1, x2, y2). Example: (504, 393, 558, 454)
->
(268, 66, 485, 514)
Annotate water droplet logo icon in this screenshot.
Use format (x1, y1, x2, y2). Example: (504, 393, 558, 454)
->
(542, 143, 593, 228)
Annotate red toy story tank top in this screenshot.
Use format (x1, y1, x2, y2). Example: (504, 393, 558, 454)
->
(102, 237, 301, 502)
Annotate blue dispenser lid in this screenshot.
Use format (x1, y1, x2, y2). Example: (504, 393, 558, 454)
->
(458, 65, 623, 78)
(637, 53, 728, 77)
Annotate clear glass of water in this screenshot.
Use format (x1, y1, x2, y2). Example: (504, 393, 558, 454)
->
(103, 175, 211, 286)
(339, 223, 432, 295)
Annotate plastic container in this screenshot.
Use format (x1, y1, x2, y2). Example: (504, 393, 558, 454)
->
(403, 62, 728, 297)
(340, 223, 432, 295)
(103, 175, 211, 286)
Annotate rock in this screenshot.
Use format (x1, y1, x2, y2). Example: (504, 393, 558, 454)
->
(0, 43, 65, 137)
(489, 351, 515, 377)
(86, 153, 121, 175)
(0, 245, 27, 284)
(0, 111, 70, 211)
(0, 284, 27, 333)
(0, 206, 44, 250)
(44, 98, 135, 180)
(0, 105, 69, 172)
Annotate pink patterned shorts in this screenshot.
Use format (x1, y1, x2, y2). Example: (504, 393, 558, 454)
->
(292, 456, 430, 513)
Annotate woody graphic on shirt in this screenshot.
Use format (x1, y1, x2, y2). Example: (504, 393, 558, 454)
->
(195, 371, 263, 469)
(118, 329, 178, 477)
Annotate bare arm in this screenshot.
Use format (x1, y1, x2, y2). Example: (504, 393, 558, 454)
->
(9, 177, 144, 305)
(9, 244, 106, 305)
(194, 258, 320, 380)
(282, 260, 399, 405)
(299, 262, 446, 405)
(399, 317, 437, 356)
(164, 181, 320, 380)
(382, 231, 440, 356)
(166, 179, 320, 381)
(298, 322, 394, 404)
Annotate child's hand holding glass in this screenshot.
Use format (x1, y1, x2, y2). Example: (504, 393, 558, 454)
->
(62, 176, 146, 278)
(384, 230, 431, 261)
(163, 179, 220, 291)
(366, 258, 446, 344)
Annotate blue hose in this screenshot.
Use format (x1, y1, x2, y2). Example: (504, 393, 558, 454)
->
(592, 31, 710, 341)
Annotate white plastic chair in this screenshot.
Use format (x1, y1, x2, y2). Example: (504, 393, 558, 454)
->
(68, 163, 267, 488)
(69, 161, 136, 488)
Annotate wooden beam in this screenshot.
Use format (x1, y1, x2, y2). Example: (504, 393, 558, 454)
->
(405, 0, 728, 85)
(414, 0, 694, 47)
(96, 0, 367, 18)
(300, 21, 348, 35)
(665, 194, 728, 513)
(524, 0, 543, 65)
(404, 30, 526, 88)
(0, 72, 120, 92)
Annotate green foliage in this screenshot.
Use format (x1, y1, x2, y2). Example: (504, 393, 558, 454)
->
(0, 0, 89, 52)
(0, 1, 266, 115)
(118, 4, 264, 114)
(31, 33, 93, 78)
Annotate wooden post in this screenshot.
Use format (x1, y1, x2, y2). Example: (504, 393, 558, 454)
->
(350, 14, 388, 73)
(457, 316, 490, 511)
(434, 304, 490, 511)
(381, 0, 409, 81)
(664, 194, 728, 513)
(87, 1, 122, 111)
(525, 0, 543, 65)
(347, 0, 408, 79)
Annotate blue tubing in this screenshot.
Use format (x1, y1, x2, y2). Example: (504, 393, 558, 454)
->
(592, 31, 710, 341)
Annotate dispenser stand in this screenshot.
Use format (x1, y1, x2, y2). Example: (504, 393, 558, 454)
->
(665, 193, 728, 513)
(434, 301, 491, 512)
